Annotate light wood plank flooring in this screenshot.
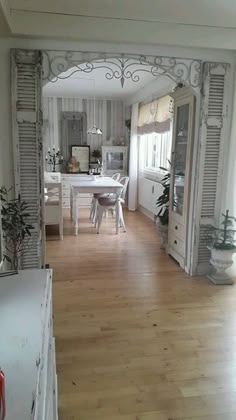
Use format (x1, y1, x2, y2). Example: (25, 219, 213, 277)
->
(46, 209, 236, 420)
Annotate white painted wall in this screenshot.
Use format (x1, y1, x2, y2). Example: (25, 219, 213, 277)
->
(0, 39, 12, 187)
(0, 36, 235, 191)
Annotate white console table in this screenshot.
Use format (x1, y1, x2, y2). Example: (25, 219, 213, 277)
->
(0, 269, 58, 420)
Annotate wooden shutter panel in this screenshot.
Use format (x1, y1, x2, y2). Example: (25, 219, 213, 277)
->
(11, 49, 43, 269)
(196, 63, 230, 273)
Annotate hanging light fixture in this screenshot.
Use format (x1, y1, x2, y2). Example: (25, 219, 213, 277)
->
(87, 124, 102, 135)
(87, 80, 103, 135)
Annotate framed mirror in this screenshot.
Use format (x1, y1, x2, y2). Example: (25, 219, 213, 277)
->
(71, 145, 90, 173)
(61, 111, 87, 164)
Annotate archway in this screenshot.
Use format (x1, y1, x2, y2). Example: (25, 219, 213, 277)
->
(11, 48, 231, 275)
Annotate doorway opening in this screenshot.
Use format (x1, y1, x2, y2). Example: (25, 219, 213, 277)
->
(41, 50, 200, 271)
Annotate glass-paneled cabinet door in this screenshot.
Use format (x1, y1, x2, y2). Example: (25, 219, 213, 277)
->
(171, 95, 194, 220)
(102, 146, 128, 175)
(106, 151, 124, 171)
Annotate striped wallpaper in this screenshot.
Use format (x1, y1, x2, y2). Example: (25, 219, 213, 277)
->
(43, 97, 127, 154)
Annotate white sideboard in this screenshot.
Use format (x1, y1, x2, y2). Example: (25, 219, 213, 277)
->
(61, 174, 93, 209)
(0, 269, 58, 420)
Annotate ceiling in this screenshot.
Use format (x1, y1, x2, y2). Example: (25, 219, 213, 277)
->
(8, 0, 236, 27)
(2, 1, 236, 49)
(43, 64, 173, 101)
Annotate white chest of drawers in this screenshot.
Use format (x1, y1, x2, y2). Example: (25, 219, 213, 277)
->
(0, 269, 58, 420)
(61, 174, 93, 208)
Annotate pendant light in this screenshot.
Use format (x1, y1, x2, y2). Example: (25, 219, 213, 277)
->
(87, 80, 103, 135)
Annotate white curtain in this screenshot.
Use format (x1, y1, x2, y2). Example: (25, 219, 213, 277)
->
(138, 95, 172, 134)
(128, 103, 139, 211)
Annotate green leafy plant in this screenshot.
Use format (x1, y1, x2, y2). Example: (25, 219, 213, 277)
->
(91, 149, 102, 160)
(0, 187, 34, 270)
(125, 119, 131, 133)
(156, 167, 170, 225)
(208, 210, 236, 251)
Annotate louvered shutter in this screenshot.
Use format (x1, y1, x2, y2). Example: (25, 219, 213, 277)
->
(195, 63, 230, 273)
(11, 49, 44, 269)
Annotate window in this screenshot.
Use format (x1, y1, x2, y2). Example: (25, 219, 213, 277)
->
(140, 131, 172, 174)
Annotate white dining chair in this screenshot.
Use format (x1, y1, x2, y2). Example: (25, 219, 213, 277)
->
(89, 172, 121, 223)
(111, 173, 121, 182)
(45, 182, 63, 240)
(96, 176, 129, 234)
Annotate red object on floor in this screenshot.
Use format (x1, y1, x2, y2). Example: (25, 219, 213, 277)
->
(0, 370, 5, 420)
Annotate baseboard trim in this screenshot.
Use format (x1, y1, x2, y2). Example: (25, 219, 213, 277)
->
(138, 205, 155, 222)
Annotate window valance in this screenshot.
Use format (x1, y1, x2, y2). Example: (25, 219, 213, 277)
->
(138, 95, 172, 134)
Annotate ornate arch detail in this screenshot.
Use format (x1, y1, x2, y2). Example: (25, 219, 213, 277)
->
(42, 50, 202, 91)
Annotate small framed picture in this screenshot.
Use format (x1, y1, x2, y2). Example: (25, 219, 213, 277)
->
(71, 145, 90, 173)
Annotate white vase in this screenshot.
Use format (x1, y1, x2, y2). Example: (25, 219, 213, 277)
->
(157, 223, 168, 250)
(208, 247, 235, 285)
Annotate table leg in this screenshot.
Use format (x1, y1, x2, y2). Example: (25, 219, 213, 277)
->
(115, 200, 120, 234)
(73, 194, 79, 235)
(70, 189, 73, 220)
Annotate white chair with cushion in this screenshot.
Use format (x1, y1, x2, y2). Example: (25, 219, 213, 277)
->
(96, 176, 129, 234)
(89, 172, 121, 223)
(44, 171, 61, 183)
(45, 182, 63, 240)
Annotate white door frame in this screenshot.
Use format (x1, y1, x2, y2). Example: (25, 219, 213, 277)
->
(11, 47, 233, 274)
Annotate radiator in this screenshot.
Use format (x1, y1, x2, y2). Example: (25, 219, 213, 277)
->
(138, 177, 163, 215)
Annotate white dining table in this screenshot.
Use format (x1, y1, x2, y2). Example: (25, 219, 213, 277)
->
(71, 177, 123, 235)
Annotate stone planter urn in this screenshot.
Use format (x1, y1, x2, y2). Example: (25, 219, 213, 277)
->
(157, 222, 168, 250)
(208, 247, 236, 285)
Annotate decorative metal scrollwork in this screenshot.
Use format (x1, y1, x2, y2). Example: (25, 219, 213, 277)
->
(42, 50, 202, 89)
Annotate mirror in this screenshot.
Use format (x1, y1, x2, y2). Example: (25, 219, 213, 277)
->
(61, 112, 87, 164)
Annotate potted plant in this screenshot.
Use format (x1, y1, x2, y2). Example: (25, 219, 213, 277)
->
(207, 210, 236, 285)
(0, 187, 34, 270)
(155, 167, 170, 249)
(125, 119, 131, 135)
(91, 149, 102, 162)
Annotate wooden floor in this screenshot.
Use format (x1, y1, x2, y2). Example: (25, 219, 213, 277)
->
(46, 209, 236, 420)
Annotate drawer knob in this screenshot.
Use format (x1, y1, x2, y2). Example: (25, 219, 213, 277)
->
(175, 225, 178, 230)
(174, 240, 177, 245)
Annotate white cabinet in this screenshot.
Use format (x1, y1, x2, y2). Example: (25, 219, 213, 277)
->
(138, 177, 163, 219)
(44, 172, 61, 182)
(61, 174, 93, 209)
(102, 146, 128, 176)
(61, 175, 71, 208)
(168, 88, 195, 269)
(0, 269, 58, 420)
